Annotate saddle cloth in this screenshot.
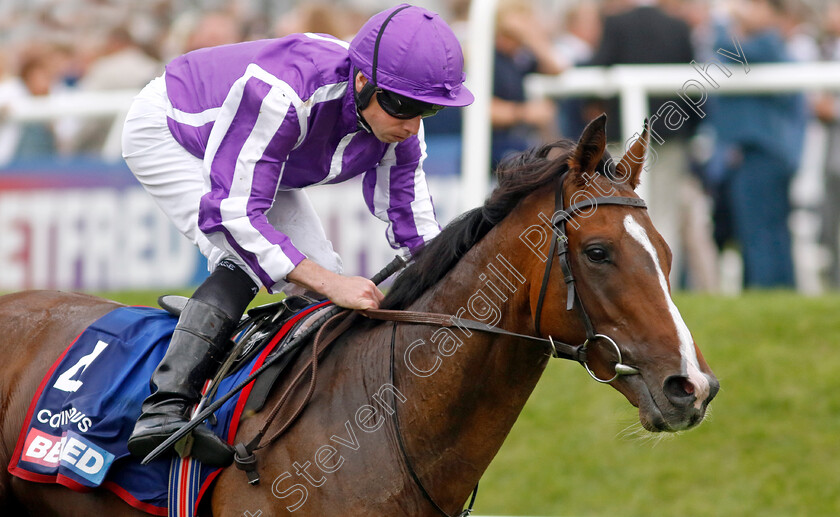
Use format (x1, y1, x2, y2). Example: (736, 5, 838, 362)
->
(7, 302, 328, 515)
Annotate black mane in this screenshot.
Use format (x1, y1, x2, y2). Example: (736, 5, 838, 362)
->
(381, 140, 615, 310)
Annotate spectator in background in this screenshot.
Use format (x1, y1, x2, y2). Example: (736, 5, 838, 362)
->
(674, 0, 717, 61)
(11, 48, 59, 161)
(779, 0, 820, 63)
(554, 1, 601, 67)
(590, 0, 718, 292)
(553, 1, 602, 139)
(444, 0, 471, 44)
(704, 0, 807, 288)
(67, 26, 162, 155)
(274, 3, 348, 40)
(0, 48, 26, 165)
(161, 9, 244, 62)
(185, 11, 243, 52)
(815, 3, 840, 288)
(491, 0, 565, 171)
(80, 27, 161, 91)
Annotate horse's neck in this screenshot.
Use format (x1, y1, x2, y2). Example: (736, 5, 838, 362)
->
(393, 220, 554, 512)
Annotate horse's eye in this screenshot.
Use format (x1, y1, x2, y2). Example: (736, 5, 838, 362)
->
(585, 246, 608, 263)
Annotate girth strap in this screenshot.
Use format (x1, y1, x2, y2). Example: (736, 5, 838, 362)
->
(233, 310, 357, 485)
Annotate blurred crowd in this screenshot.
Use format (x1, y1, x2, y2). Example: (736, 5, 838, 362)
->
(2, 0, 840, 291)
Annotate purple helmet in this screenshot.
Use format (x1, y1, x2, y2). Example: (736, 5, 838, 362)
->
(349, 4, 474, 107)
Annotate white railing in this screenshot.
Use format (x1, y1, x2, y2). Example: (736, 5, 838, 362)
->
(526, 62, 840, 144)
(5, 59, 840, 293)
(461, 0, 500, 211)
(5, 89, 135, 162)
(9, 61, 840, 195)
(472, 61, 840, 203)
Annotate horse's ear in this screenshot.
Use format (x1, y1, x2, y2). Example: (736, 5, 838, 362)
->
(616, 120, 650, 190)
(568, 114, 607, 186)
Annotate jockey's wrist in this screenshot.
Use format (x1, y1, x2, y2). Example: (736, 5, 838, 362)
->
(286, 259, 339, 299)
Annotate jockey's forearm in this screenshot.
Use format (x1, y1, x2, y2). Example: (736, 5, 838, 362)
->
(286, 259, 339, 297)
(286, 259, 383, 310)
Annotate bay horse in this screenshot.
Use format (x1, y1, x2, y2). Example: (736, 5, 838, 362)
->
(0, 115, 718, 516)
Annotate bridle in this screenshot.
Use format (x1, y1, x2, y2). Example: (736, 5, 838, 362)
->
(364, 170, 650, 516)
(534, 170, 648, 383)
(152, 171, 653, 510)
(364, 170, 650, 383)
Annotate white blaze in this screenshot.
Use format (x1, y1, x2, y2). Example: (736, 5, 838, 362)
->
(623, 215, 710, 408)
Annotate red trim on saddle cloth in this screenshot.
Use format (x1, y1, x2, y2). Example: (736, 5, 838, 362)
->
(194, 301, 331, 511)
(7, 329, 169, 516)
(104, 481, 169, 516)
(7, 332, 78, 479)
(180, 458, 192, 516)
(8, 301, 330, 516)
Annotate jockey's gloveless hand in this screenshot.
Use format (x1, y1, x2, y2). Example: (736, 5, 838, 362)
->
(287, 259, 384, 310)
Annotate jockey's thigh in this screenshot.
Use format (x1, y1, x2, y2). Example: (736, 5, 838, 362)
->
(203, 190, 344, 295)
(121, 76, 216, 259)
(265, 189, 344, 293)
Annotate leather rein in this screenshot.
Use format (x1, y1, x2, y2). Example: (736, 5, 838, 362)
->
(355, 172, 648, 516)
(364, 171, 649, 379)
(237, 173, 649, 514)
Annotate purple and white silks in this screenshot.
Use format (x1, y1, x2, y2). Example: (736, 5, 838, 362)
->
(162, 33, 440, 291)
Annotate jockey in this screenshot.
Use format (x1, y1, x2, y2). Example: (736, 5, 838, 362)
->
(121, 4, 473, 466)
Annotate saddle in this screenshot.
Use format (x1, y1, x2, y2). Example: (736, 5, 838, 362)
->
(158, 294, 328, 413)
(159, 293, 348, 487)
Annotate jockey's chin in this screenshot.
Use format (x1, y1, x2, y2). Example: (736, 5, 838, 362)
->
(381, 133, 410, 144)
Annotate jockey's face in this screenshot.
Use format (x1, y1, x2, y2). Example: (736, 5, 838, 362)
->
(355, 73, 422, 144)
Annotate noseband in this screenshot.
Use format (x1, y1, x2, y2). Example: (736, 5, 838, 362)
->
(534, 171, 647, 383)
(358, 171, 650, 516)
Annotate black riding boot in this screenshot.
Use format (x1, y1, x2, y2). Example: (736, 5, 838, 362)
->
(127, 260, 257, 467)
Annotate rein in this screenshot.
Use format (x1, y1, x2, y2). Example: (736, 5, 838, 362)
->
(361, 308, 584, 361)
(350, 173, 650, 515)
(145, 175, 651, 512)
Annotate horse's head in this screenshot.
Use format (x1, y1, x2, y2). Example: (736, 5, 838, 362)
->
(528, 115, 719, 432)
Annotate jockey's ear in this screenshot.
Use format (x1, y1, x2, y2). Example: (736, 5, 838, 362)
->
(616, 120, 650, 191)
(355, 72, 368, 93)
(568, 114, 607, 187)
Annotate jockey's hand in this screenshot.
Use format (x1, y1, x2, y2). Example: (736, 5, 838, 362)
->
(323, 275, 384, 310)
(287, 259, 384, 310)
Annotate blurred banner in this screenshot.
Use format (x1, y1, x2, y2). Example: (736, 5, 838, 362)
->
(0, 158, 463, 292)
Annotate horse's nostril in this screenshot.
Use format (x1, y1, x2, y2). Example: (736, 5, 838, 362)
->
(707, 377, 721, 403)
(663, 375, 695, 407)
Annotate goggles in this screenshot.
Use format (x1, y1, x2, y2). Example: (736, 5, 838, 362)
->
(375, 88, 444, 119)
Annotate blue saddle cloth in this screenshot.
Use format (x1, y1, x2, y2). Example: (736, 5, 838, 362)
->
(7, 304, 324, 515)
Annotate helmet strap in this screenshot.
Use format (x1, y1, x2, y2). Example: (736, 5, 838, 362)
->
(354, 68, 376, 111)
(353, 5, 412, 132)
(353, 68, 375, 133)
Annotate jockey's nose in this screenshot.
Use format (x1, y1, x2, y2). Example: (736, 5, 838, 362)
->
(403, 116, 421, 135)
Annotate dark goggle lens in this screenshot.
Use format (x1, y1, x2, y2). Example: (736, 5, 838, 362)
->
(376, 88, 444, 119)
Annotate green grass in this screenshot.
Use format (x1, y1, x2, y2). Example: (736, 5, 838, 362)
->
(91, 290, 840, 516)
(475, 292, 840, 517)
(93, 289, 278, 308)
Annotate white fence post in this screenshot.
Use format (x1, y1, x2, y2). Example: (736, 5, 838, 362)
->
(460, 0, 499, 213)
